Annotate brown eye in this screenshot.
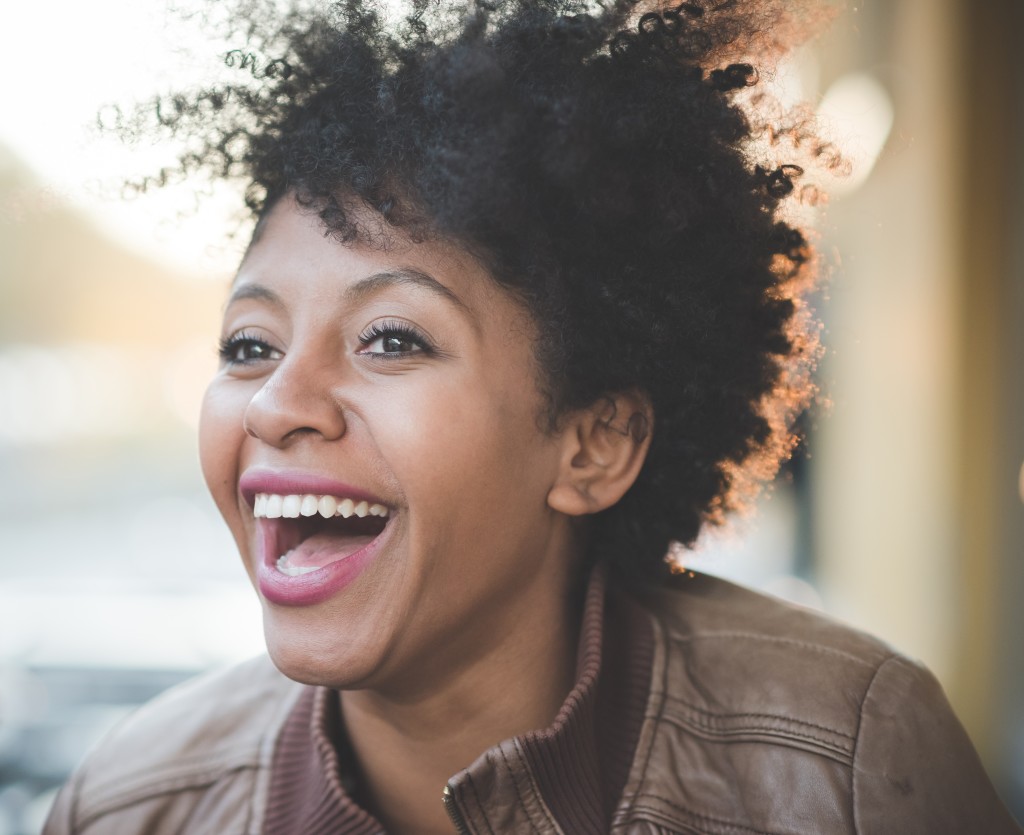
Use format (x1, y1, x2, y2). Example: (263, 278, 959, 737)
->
(381, 335, 417, 353)
(358, 320, 433, 357)
(219, 334, 282, 364)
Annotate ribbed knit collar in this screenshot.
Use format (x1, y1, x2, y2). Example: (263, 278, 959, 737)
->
(265, 564, 654, 834)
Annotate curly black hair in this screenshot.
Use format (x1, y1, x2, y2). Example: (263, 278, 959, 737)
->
(120, 0, 840, 580)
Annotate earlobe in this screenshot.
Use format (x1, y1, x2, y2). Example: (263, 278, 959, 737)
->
(547, 391, 653, 517)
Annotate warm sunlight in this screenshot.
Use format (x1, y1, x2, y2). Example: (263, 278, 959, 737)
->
(0, 0, 245, 274)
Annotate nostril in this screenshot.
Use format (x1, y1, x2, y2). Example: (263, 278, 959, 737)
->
(281, 426, 326, 445)
(242, 408, 263, 440)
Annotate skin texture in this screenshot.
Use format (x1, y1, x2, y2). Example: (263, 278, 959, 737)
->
(199, 196, 650, 833)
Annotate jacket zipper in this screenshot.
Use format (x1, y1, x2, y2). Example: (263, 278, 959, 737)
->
(443, 784, 471, 835)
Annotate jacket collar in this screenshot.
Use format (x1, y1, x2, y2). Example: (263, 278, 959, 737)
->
(266, 563, 655, 834)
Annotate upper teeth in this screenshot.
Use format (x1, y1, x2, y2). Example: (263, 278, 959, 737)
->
(254, 493, 389, 519)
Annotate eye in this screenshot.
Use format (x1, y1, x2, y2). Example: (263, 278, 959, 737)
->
(218, 331, 283, 365)
(358, 320, 434, 357)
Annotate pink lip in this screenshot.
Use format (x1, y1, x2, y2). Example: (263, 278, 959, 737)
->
(255, 522, 387, 606)
(240, 469, 392, 607)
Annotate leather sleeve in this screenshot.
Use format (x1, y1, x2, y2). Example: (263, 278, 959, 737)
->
(852, 654, 1022, 834)
(42, 769, 79, 835)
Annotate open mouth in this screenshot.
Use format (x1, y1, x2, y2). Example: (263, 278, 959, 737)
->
(254, 493, 390, 576)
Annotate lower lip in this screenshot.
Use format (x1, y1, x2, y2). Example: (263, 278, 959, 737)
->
(255, 523, 387, 607)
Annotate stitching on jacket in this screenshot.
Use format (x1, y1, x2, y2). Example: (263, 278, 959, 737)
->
(850, 653, 898, 835)
(661, 693, 857, 740)
(467, 760, 498, 835)
(497, 745, 540, 834)
(669, 632, 878, 667)
(623, 612, 670, 815)
(81, 743, 262, 808)
(80, 746, 260, 807)
(76, 763, 257, 830)
(657, 710, 852, 763)
(510, 739, 565, 833)
(631, 793, 784, 835)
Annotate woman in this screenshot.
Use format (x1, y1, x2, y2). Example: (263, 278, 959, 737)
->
(45, 1, 1021, 832)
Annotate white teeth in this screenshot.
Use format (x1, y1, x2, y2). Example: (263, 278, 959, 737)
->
(276, 554, 320, 576)
(281, 495, 302, 518)
(253, 493, 390, 519)
(264, 494, 283, 519)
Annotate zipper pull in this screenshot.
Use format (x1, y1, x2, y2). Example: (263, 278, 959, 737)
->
(442, 784, 471, 835)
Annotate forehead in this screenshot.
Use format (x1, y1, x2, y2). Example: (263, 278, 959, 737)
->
(233, 198, 509, 318)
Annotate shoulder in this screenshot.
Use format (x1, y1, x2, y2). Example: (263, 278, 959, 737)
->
(614, 573, 1021, 834)
(44, 655, 304, 835)
(78, 653, 302, 781)
(637, 571, 896, 731)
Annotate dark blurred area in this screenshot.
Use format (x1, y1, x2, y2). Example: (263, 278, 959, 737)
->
(0, 667, 196, 832)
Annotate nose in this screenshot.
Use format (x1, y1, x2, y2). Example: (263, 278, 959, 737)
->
(242, 353, 347, 448)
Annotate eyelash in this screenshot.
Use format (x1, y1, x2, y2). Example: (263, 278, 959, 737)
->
(217, 320, 434, 366)
(358, 319, 435, 357)
(218, 330, 279, 365)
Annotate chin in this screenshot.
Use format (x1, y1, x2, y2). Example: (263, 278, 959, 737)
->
(261, 610, 382, 689)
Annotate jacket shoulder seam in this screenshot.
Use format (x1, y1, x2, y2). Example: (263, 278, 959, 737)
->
(669, 631, 880, 668)
(75, 750, 261, 830)
(620, 611, 670, 816)
(661, 691, 858, 741)
(656, 706, 854, 764)
(83, 741, 262, 800)
(850, 653, 900, 835)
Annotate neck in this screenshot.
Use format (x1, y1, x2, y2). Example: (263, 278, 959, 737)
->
(340, 570, 582, 835)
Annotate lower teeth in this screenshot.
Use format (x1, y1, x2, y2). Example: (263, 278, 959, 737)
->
(276, 553, 320, 576)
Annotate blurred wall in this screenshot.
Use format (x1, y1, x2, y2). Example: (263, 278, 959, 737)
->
(810, 0, 1024, 813)
(955, 0, 1024, 812)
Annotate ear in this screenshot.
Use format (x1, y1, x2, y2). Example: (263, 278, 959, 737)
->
(547, 390, 653, 517)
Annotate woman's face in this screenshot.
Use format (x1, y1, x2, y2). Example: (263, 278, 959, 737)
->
(199, 197, 579, 691)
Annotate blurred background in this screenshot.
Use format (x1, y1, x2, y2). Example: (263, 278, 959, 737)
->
(0, 0, 1022, 832)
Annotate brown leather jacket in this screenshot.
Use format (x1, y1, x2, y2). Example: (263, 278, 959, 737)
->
(44, 571, 1022, 834)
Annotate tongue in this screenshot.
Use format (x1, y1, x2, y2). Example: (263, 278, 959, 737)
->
(283, 531, 376, 570)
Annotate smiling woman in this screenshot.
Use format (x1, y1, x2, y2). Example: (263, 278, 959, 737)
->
(42, 1, 1023, 834)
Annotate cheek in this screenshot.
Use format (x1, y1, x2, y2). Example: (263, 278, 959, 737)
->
(380, 371, 556, 526)
(198, 381, 246, 519)
(380, 377, 509, 472)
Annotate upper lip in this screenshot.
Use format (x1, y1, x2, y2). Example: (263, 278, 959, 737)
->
(239, 469, 389, 509)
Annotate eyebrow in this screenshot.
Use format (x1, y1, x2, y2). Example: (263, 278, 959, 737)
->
(225, 267, 473, 318)
(226, 283, 285, 308)
(343, 268, 471, 316)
